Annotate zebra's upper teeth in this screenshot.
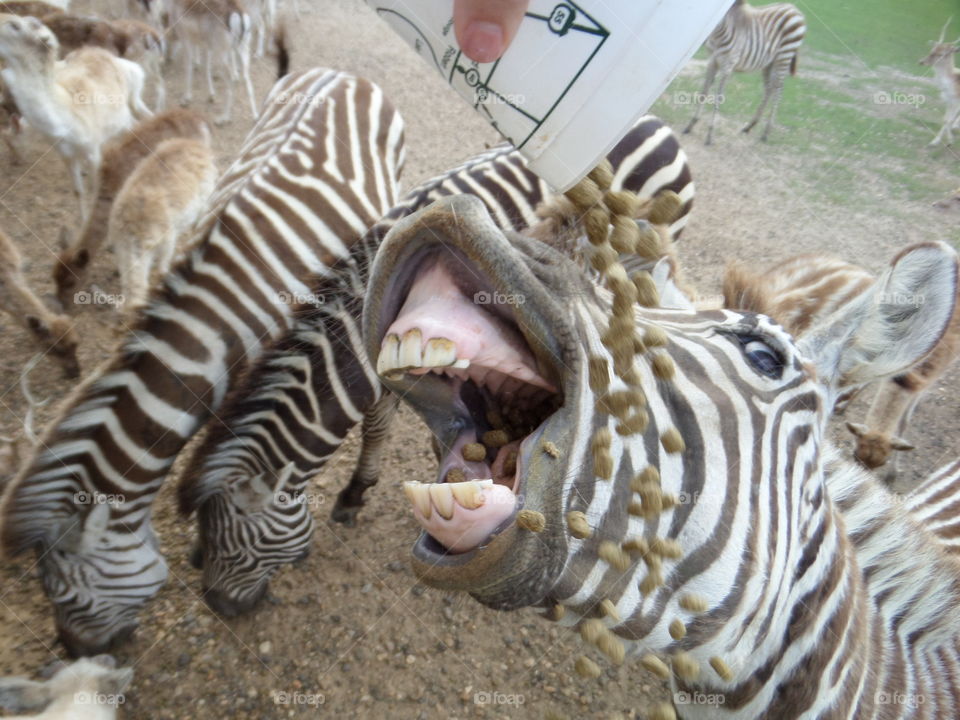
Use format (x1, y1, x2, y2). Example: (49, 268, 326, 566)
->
(377, 330, 470, 378)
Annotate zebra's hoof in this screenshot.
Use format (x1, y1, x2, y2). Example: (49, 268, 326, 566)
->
(189, 544, 203, 569)
(330, 502, 361, 527)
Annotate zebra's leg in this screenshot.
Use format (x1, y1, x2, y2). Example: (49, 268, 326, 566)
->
(330, 392, 400, 526)
(743, 65, 774, 135)
(705, 66, 733, 145)
(758, 65, 789, 141)
(683, 56, 718, 135)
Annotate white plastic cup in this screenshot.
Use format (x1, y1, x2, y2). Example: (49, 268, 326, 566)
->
(367, 0, 732, 191)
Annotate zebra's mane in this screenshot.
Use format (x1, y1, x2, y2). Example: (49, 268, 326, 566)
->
(175, 278, 365, 514)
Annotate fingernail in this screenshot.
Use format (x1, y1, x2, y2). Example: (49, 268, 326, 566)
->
(463, 21, 504, 63)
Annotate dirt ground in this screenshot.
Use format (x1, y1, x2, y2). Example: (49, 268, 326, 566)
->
(0, 2, 958, 719)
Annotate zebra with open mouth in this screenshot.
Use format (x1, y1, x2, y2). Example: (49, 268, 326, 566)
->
(363, 190, 960, 719)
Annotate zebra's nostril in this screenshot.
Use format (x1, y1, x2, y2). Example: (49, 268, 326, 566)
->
(58, 623, 136, 658)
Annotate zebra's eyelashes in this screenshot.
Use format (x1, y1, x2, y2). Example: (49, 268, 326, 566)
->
(741, 337, 785, 378)
(716, 328, 788, 379)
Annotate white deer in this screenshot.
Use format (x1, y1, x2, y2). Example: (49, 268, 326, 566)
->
(920, 17, 960, 146)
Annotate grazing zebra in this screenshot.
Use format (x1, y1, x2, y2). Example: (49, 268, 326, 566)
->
(178, 115, 696, 616)
(362, 190, 960, 719)
(684, 0, 806, 144)
(0, 67, 405, 656)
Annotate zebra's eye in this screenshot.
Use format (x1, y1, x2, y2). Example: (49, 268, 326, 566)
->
(741, 336, 784, 378)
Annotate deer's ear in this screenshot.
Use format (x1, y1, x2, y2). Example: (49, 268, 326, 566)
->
(0, 677, 50, 712)
(845, 422, 868, 438)
(798, 241, 958, 392)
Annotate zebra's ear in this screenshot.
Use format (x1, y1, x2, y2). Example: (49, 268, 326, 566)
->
(798, 241, 958, 391)
(229, 473, 275, 513)
(271, 462, 298, 494)
(0, 676, 51, 712)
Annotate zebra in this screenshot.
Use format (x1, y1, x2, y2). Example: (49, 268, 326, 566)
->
(0, 67, 406, 657)
(361, 190, 960, 719)
(683, 0, 806, 144)
(723, 252, 960, 482)
(177, 115, 696, 616)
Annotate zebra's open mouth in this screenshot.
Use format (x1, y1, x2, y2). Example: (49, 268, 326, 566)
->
(376, 246, 562, 554)
(364, 197, 582, 598)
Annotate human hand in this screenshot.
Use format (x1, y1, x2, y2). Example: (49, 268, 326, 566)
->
(453, 0, 531, 63)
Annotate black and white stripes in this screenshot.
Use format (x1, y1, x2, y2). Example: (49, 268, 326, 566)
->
(684, 0, 806, 144)
(177, 114, 696, 615)
(0, 67, 405, 656)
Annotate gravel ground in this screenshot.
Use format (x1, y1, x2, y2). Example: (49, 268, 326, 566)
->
(0, 2, 957, 718)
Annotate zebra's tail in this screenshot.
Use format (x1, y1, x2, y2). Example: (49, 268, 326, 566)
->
(276, 24, 289, 79)
(790, 53, 799, 76)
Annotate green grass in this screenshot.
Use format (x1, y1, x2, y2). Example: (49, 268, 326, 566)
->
(651, 0, 960, 228)
(795, 0, 959, 72)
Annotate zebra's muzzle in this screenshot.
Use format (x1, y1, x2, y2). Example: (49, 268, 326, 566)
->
(363, 195, 581, 604)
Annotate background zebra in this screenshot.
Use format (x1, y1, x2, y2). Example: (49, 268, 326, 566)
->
(684, 0, 806, 144)
(177, 115, 695, 616)
(362, 190, 960, 719)
(0, 67, 405, 656)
